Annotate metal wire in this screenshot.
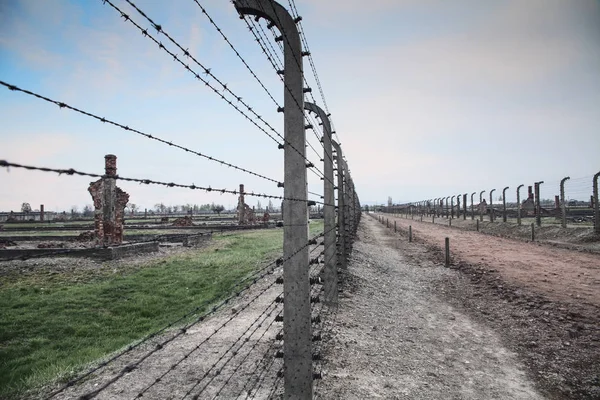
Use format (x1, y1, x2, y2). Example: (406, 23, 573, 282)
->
(0, 160, 337, 207)
(0, 80, 282, 186)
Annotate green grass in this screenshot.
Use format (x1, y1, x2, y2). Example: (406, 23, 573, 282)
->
(0, 221, 324, 399)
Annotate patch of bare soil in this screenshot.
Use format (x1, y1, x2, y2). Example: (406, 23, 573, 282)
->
(388, 215, 600, 309)
(380, 213, 600, 399)
(315, 216, 543, 400)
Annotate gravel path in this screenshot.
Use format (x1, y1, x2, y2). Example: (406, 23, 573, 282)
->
(316, 215, 543, 400)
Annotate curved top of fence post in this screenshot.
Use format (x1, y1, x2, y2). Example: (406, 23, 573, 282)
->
(503, 186, 510, 193)
(234, 0, 300, 49)
(561, 177, 571, 185)
(331, 140, 343, 166)
(305, 101, 331, 137)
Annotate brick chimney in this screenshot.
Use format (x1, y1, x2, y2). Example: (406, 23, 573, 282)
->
(105, 154, 117, 176)
(40, 204, 45, 221)
(528, 186, 533, 200)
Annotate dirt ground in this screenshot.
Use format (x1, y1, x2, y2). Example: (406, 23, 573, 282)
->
(25, 214, 600, 399)
(315, 216, 546, 399)
(347, 213, 599, 399)
(385, 214, 600, 311)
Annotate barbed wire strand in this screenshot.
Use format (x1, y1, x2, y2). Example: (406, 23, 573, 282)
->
(102, 0, 328, 181)
(133, 294, 281, 399)
(243, 15, 335, 169)
(209, 314, 281, 400)
(265, 367, 284, 399)
(101, 0, 283, 146)
(189, 0, 280, 107)
(0, 160, 337, 207)
(233, 327, 281, 399)
(77, 282, 280, 399)
(181, 299, 282, 399)
(286, 0, 338, 143)
(0, 81, 282, 186)
(45, 228, 326, 398)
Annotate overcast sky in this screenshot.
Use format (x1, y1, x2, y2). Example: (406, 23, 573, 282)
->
(1, 0, 599, 213)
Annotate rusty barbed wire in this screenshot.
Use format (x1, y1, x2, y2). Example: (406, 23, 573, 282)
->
(0, 80, 282, 186)
(0, 160, 337, 207)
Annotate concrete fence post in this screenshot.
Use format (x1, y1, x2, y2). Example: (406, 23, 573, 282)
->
(409, 225, 413, 242)
(234, 1, 311, 397)
(304, 101, 335, 305)
(470, 192, 476, 220)
(560, 177, 570, 229)
(479, 190, 486, 222)
(451, 196, 455, 219)
(535, 181, 544, 227)
(531, 222, 535, 241)
(502, 186, 509, 223)
(332, 141, 345, 272)
(594, 172, 600, 234)
(445, 237, 450, 267)
(517, 184, 524, 226)
(463, 193, 467, 220)
(445, 197, 449, 219)
(489, 189, 496, 222)
(476, 219, 479, 231)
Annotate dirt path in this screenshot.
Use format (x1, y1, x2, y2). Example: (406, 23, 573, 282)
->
(316, 216, 543, 399)
(368, 213, 600, 399)
(383, 214, 600, 310)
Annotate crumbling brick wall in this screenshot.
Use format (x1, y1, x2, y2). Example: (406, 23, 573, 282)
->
(237, 184, 256, 225)
(88, 155, 130, 246)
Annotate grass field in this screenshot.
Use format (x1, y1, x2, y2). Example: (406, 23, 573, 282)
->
(0, 221, 323, 398)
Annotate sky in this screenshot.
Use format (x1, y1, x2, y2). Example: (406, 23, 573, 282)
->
(1, 0, 599, 213)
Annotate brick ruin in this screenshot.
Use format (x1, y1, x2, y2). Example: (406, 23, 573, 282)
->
(521, 186, 535, 214)
(88, 155, 130, 246)
(237, 184, 256, 225)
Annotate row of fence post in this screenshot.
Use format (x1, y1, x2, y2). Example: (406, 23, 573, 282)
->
(234, 1, 361, 398)
(379, 173, 600, 234)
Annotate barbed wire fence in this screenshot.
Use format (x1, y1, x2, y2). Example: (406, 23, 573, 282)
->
(377, 172, 599, 237)
(1, 0, 362, 398)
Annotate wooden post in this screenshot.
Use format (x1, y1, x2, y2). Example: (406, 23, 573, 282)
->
(445, 237, 450, 267)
